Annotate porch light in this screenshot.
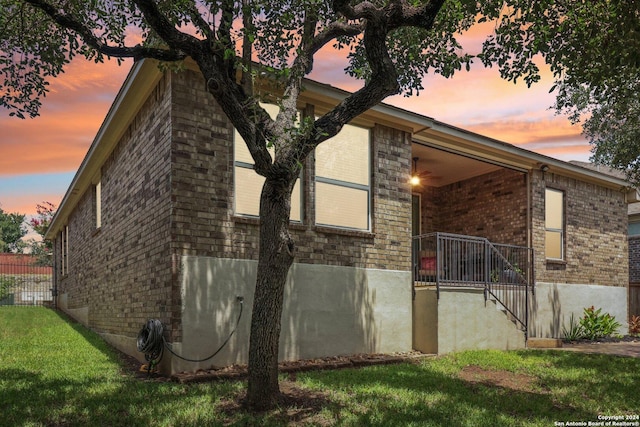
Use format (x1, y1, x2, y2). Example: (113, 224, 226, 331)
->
(410, 157, 421, 186)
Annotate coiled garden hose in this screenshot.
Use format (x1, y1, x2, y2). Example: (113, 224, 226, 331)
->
(136, 297, 243, 369)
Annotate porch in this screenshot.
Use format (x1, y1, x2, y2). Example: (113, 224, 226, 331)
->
(412, 232, 534, 354)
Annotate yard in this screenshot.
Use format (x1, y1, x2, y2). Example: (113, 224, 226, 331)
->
(1, 307, 639, 426)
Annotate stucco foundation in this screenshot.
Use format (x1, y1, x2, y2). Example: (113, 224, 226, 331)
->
(529, 282, 628, 338)
(413, 287, 526, 355)
(171, 256, 413, 374)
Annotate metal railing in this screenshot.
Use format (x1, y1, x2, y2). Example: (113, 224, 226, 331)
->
(412, 232, 533, 333)
(0, 260, 53, 307)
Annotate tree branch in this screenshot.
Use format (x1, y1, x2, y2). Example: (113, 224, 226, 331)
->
(388, 0, 446, 30)
(218, 0, 235, 52)
(187, 0, 214, 41)
(240, 0, 254, 96)
(301, 0, 447, 159)
(23, 0, 187, 61)
(132, 0, 202, 57)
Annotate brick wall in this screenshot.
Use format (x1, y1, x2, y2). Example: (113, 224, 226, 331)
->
(531, 170, 628, 286)
(55, 73, 176, 337)
(53, 67, 412, 346)
(416, 168, 528, 246)
(169, 69, 412, 272)
(630, 235, 640, 283)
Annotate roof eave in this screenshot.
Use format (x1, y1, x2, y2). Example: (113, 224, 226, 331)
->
(416, 120, 631, 190)
(45, 59, 163, 240)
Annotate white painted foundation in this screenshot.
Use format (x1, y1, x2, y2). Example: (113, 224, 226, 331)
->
(529, 282, 628, 338)
(173, 256, 413, 374)
(413, 287, 526, 354)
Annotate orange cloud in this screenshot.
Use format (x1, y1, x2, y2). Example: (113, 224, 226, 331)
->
(0, 193, 62, 216)
(0, 57, 131, 176)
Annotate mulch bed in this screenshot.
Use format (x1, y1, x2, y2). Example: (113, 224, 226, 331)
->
(171, 351, 432, 383)
(562, 335, 640, 345)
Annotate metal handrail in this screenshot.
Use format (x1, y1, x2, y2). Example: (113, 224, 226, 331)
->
(412, 232, 533, 335)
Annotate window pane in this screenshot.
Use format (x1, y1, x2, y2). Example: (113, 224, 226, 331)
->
(315, 124, 369, 185)
(545, 230, 562, 259)
(234, 132, 254, 164)
(234, 103, 294, 164)
(234, 166, 301, 221)
(316, 182, 368, 229)
(233, 103, 301, 222)
(95, 180, 102, 229)
(630, 222, 640, 236)
(235, 167, 263, 216)
(545, 189, 563, 229)
(290, 180, 302, 222)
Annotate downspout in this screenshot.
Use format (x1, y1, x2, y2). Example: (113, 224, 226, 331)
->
(52, 240, 58, 309)
(525, 170, 533, 342)
(527, 170, 534, 294)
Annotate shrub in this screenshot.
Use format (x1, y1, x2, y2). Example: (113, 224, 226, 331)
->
(629, 315, 640, 336)
(0, 276, 18, 301)
(579, 306, 621, 340)
(562, 313, 585, 342)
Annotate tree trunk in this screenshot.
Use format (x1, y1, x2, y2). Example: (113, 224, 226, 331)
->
(246, 174, 296, 410)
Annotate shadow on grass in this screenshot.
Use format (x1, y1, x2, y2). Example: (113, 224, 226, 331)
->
(0, 365, 240, 426)
(0, 308, 240, 426)
(519, 350, 640, 412)
(49, 308, 126, 359)
(5, 309, 639, 426)
(300, 354, 630, 427)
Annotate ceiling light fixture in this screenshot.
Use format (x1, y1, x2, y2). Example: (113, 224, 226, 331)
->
(411, 157, 421, 186)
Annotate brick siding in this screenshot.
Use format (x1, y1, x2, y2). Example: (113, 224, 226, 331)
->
(53, 64, 629, 351)
(531, 170, 628, 286)
(55, 73, 176, 338)
(416, 168, 528, 246)
(169, 69, 412, 271)
(630, 235, 640, 284)
(54, 68, 413, 344)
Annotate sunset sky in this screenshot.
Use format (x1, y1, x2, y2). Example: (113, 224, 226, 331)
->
(0, 29, 590, 221)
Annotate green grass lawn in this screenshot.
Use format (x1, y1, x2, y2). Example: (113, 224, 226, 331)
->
(1, 307, 639, 426)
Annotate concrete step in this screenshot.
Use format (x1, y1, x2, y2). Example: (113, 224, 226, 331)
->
(527, 338, 563, 349)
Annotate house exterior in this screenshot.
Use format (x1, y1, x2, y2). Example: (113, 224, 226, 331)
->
(45, 59, 634, 374)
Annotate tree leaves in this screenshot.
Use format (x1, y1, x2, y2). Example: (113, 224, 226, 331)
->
(3, 0, 640, 181)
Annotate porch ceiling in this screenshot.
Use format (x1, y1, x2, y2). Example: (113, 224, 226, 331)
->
(411, 144, 502, 187)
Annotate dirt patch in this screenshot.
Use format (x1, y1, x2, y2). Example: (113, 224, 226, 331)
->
(218, 380, 335, 426)
(458, 365, 540, 393)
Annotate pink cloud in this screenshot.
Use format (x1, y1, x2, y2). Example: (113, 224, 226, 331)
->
(1, 193, 62, 217)
(0, 57, 131, 176)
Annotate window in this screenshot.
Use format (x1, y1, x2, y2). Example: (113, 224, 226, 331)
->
(630, 221, 640, 236)
(545, 188, 564, 260)
(60, 226, 68, 275)
(315, 123, 370, 230)
(233, 104, 302, 221)
(95, 180, 102, 229)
